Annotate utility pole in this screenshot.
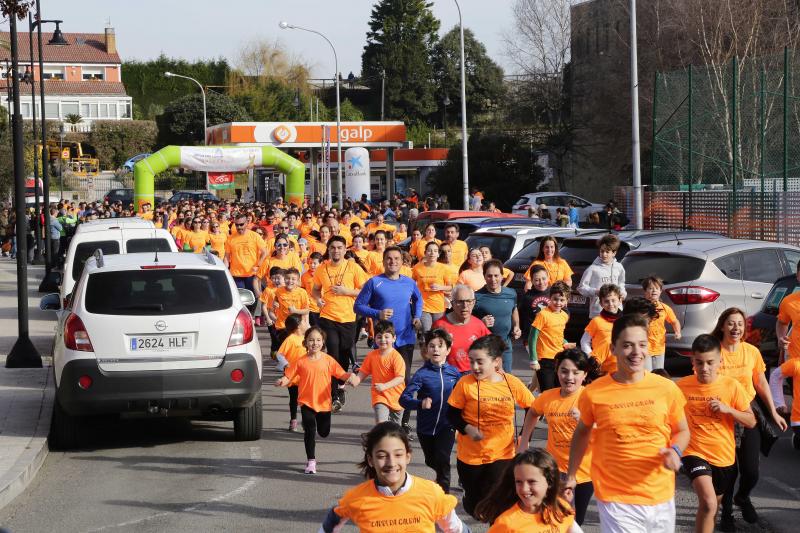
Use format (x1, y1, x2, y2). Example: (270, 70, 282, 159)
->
(380, 69, 385, 121)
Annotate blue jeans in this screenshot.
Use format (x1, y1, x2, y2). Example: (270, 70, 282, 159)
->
(501, 336, 513, 374)
(233, 276, 254, 289)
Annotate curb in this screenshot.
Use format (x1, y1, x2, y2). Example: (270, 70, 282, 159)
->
(0, 369, 53, 511)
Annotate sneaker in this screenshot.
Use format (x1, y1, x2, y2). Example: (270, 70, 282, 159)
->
(793, 432, 800, 451)
(733, 495, 758, 523)
(289, 419, 298, 432)
(718, 512, 736, 532)
(304, 459, 317, 474)
(401, 424, 415, 441)
(332, 399, 343, 414)
(358, 328, 368, 341)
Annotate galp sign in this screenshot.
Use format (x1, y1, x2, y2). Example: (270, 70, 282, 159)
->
(339, 125, 374, 143)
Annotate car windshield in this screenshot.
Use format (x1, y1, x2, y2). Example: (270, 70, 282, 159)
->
(72, 241, 120, 281)
(85, 269, 232, 315)
(510, 239, 542, 263)
(125, 239, 174, 253)
(464, 234, 515, 262)
(559, 240, 632, 273)
(762, 278, 800, 314)
(621, 253, 706, 285)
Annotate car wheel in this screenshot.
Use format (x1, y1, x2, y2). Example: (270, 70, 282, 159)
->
(50, 397, 85, 450)
(233, 391, 262, 441)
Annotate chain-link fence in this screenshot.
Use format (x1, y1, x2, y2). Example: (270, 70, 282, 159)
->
(650, 48, 800, 243)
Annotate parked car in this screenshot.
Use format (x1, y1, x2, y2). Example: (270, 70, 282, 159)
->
(465, 226, 591, 264)
(104, 188, 165, 206)
(747, 273, 798, 370)
(621, 238, 800, 367)
(122, 153, 151, 172)
(40, 250, 263, 449)
(411, 210, 525, 233)
(169, 190, 220, 204)
(511, 192, 606, 220)
(397, 217, 556, 252)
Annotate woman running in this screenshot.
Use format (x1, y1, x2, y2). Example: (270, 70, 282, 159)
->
(413, 241, 456, 333)
(523, 236, 573, 291)
(457, 248, 486, 292)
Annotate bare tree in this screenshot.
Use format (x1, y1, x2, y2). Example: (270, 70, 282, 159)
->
(233, 38, 313, 87)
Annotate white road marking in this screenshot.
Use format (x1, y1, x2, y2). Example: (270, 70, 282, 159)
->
(84, 446, 263, 532)
(762, 475, 800, 501)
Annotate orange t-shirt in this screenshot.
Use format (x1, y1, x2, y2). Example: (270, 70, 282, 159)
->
(312, 259, 369, 323)
(585, 315, 615, 372)
(777, 291, 800, 360)
(366, 222, 396, 236)
(186, 230, 209, 253)
(524, 257, 573, 284)
(648, 301, 678, 356)
(283, 354, 349, 412)
(487, 502, 575, 533)
(277, 333, 306, 367)
(258, 253, 303, 280)
(446, 240, 469, 267)
(578, 373, 686, 505)
(778, 358, 800, 423)
(399, 265, 413, 278)
(412, 238, 441, 260)
(208, 232, 227, 258)
(272, 286, 310, 329)
(365, 250, 385, 276)
(259, 285, 277, 305)
(225, 231, 267, 277)
(448, 373, 534, 465)
(359, 349, 406, 411)
(532, 308, 569, 360)
(393, 231, 407, 243)
(533, 387, 592, 484)
(334, 476, 457, 533)
(719, 342, 765, 401)
(413, 262, 458, 314)
(301, 269, 320, 313)
(677, 374, 750, 467)
(457, 269, 486, 291)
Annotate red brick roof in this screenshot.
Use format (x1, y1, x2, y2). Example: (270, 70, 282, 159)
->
(0, 80, 127, 96)
(0, 32, 121, 64)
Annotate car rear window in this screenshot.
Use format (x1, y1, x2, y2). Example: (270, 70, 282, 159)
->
(72, 241, 120, 281)
(85, 269, 232, 315)
(464, 235, 515, 262)
(125, 238, 174, 253)
(559, 239, 632, 273)
(762, 278, 800, 314)
(621, 253, 706, 285)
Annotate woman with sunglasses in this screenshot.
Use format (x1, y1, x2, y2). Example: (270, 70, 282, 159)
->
(208, 220, 227, 259)
(185, 218, 209, 253)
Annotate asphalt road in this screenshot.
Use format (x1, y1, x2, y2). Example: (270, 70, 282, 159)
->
(0, 337, 798, 532)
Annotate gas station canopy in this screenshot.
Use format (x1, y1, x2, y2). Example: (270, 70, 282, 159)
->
(207, 121, 412, 149)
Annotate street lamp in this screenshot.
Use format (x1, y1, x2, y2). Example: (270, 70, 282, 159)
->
(280, 21, 342, 208)
(164, 71, 207, 145)
(442, 94, 450, 145)
(453, 0, 470, 210)
(629, 0, 643, 229)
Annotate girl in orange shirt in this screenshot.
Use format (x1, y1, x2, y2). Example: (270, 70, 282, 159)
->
(475, 449, 579, 533)
(413, 224, 440, 260)
(523, 235, 574, 291)
(275, 327, 358, 474)
(518, 349, 600, 525)
(275, 314, 309, 432)
(457, 248, 486, 292)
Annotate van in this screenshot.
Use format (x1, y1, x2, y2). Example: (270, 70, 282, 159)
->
(60, 219, 179, 304)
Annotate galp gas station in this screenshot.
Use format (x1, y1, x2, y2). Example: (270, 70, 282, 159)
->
(132, 121, 448, 210)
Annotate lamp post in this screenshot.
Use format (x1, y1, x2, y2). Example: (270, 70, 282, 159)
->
(26, 14, 42, 265)
(453, 0, 470, 210)
(442, 94, 450, 145)
(164, 71, 206, 145)
(280, 21, 341, 208)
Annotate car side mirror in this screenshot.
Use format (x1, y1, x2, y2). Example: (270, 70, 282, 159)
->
(39, 293, 61, 311)
(238, 288, 256, 307)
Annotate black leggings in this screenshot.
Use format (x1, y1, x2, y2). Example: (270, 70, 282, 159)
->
(536, 358, 558, 392)
(722, 424, 760, 512)
(418, 430, 456, 493)
(288, 385, 298, 420)
(397, 343, 414, 426)
(457, 459, 512, 518)
(573, 481, 594, 526)
(318, 318, 356, 402)
(300, 405, 331, 460)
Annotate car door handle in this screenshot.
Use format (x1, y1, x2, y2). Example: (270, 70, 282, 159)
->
(751, 292, 765, 299)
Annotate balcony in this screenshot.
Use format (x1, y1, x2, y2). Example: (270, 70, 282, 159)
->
(61, 121, 93, 133)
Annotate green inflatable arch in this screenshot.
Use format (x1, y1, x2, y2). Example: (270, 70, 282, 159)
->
(133, 145, 306, 210)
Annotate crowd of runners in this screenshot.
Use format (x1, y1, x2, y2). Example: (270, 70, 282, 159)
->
(39, 193, 799, 532)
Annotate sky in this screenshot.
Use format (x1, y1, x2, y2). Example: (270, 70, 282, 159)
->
(7, 0, 517, 78)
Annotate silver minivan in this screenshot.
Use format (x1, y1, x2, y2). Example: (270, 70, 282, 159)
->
(621, 238, 800, 357)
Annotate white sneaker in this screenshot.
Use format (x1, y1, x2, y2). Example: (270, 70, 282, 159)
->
(305, 459, 317, 474)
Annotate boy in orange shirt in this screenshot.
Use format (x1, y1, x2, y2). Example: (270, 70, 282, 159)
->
(643, 276, 682, 371)
(678, 334, 755, 533)
(351, 321, 407, 424)
(270, 267, 310, 346)
(580, 283, 623, 374)
(259, 266, 284, 353)
(301, 252, 323, 326)
(529, 282, 576, 391)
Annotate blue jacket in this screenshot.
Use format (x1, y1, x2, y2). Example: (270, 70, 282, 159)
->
(399, 360, 461, 435)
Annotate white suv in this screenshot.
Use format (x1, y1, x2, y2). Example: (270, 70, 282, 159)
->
(41, 250, 263, 449)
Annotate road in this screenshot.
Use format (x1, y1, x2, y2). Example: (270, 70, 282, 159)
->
(0, 336, 798, 532)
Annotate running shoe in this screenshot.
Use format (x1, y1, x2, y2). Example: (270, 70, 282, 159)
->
(332, 399, 343, 413)
(718, 512, 736, 532)
(289, 419, 298, 432)
(358, 328, 368, 341)
(305, 459, 317, 474)
(401, 424, 415, 441)
(733, 495, 758, 523)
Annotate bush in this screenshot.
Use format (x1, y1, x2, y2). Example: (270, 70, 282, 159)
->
(89, 120, 158, 170)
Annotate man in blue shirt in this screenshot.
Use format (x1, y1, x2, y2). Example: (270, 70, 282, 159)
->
(355, 245, 422, 434)
(473, 259, 521, 374)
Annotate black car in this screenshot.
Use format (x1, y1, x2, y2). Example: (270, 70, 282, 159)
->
(104, 188, 165, 207)
(169, 190, 220, 204)
(747, 273, 798, 370)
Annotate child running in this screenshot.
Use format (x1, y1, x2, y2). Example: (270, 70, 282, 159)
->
(301, 252, 323, 326)
(275, 327, 358, 474)
(319, 421, 469, 533)
(576, 234, 626, 319)
(270, 267, 310, 346)
(642, 276, 682, 371)
(678, 334, 755, 533)
(580, 283, 623, 374)
(400, 328, 461, 493)
(517, 349, 601, 525)
(474, 449, 582, 533)
(529, 282, 576, 392)
(447, 335, 535, 518)
(352, 320, 407, 424)
(275, 314, 309, 432)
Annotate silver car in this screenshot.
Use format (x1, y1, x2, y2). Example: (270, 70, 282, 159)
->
(621, 238, 800, 357)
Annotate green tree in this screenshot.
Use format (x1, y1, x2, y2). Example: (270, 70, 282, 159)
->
(427, 130, 544, 210)
(89, 120, 158, 169)
(361, 0, 440, 122)
(432, 27, 505, 125)
(156, 92, 250, 147)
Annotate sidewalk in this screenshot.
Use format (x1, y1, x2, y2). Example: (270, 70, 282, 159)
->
(0, 259, 56, 510)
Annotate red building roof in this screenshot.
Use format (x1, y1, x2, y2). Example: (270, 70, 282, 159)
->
(0, 32, 121, 64)
(0, 80, 127, 96)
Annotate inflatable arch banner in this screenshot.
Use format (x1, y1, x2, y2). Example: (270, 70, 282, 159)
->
(133, 145, 306, 210)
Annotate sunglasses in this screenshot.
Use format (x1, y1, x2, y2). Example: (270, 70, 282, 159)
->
(275, 243, 289, 248)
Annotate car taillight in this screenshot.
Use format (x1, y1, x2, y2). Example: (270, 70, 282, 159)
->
(78, 375, 93, 389)
(228, 308, 254, 347)
(665, 286, 720, 305)
(230, 369, 244, 383)
(64, 313, 94, 352)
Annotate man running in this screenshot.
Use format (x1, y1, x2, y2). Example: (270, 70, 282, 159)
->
(224, 213, 268, 289)
(442, 223, 469, 267)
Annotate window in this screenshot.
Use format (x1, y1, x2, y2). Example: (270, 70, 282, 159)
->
(44, 102, 58, 118)
(72, 241, 120, 281)
(82, 66, 104, 81)
(80, 103, 89, 117)
(120, 101, 131, 118)
(125, 239, 174, 254)
(741, 250, 783, 284)
(99, 103, 109, 118)
(464, 235, 515, 262)
(782, 249, 800, 274)
(714, 254, 742, 280)
(42, 67, 64, 80)
(20, 102, 30, 118)
(621, 253, 706, 285)
(62, 102, 79, 117)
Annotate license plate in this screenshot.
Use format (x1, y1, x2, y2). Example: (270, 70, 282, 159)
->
(130, 334, 192, 352)
(514, 273, 526, 282)
(569, 294, 587, 305)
